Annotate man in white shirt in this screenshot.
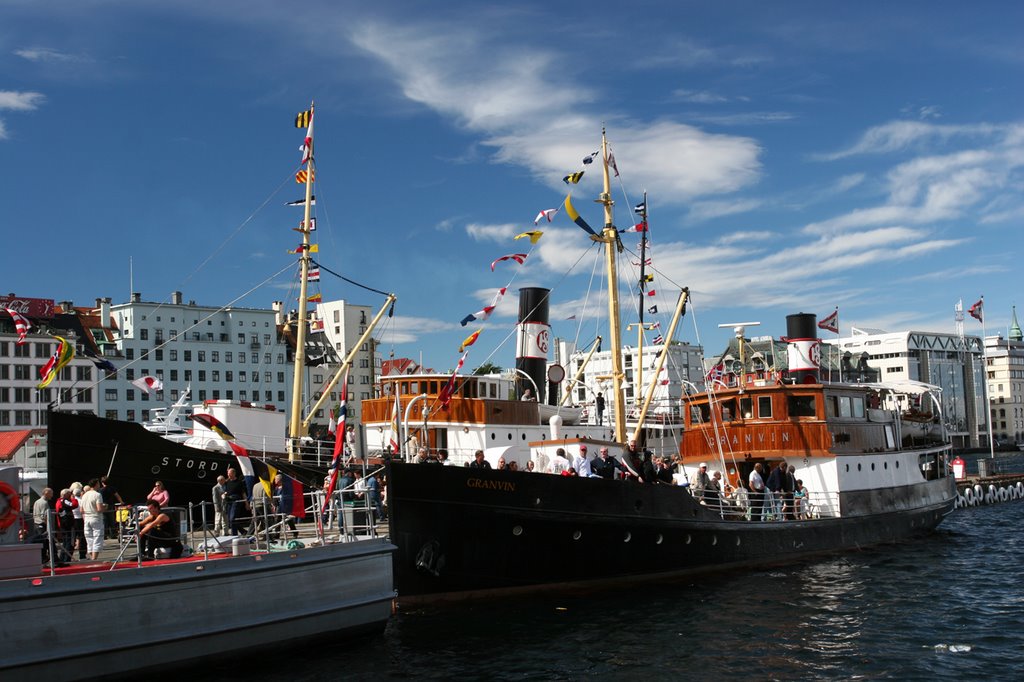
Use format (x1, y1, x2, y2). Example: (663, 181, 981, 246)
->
(548, 448, 571, 474)
(80, 480, 107, 561)
(748, 463, 766, 521)
(570, 446, 595, 477)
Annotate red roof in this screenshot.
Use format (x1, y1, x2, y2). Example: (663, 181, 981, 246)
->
(0, 430, 37, 461)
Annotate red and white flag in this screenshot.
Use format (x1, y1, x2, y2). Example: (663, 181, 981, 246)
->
(490, 253, 528, 271)
(131, 375, 164, 393)
(327, 408, 337, 436)
(438, 352, 468, 409)
(622, 221, 648, 233)
(969, 297, 984, 323)
(534, 208, 558, 225)
(299, 106, 314, 164)
(388, 389, 400, 453)
(818, 309, 839, 334)
(4, 308, 30, 345)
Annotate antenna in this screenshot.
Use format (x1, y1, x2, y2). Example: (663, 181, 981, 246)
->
(718, 321, 761, 337)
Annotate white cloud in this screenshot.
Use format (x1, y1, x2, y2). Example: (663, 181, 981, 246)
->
(714, 230, 776, 245)
(350, 21, 762, 204)
(0, 91, 45, 111)
(688, 198, 763, 222)
(15, 47, 80, 63)
(672, 89, 729, 104)
(818, 120, 1003, 160)
(833, 173, 866, 193)
(465, 222, 519, 242)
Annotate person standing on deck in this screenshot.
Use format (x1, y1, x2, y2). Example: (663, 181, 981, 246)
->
(80, 480, 106, 561)
(212, 476, 228, 535)
(99, 476, 123, 539)
(32, 487, 53, 537)
(595, 392, 606, 425)
(748, 463, 766, 521)
(221, 467, 248, 535)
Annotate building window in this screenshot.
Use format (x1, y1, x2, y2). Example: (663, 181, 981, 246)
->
(14, 387, 31, 402)
(155, 349, 163, 361)
(212, 351, 219, 362)
(170, 369, 178, 381)
(198, 351, 206, 362)
(36, 342, 49, 358)
(238, 333, 245, 344)
(277, 372, 285, 383)
(277, 353, 285, 364)
(184, 370, 192, 381)
(15, 410, 31, 425)
(170, 349, 178, 361)
(126, 410, 135, 421)
(126, 348, 135, 360)
(105, 410, 118, 420)
(251, 353, 258, 363)
(238, 353, 245, 364)
(105, 389, 118, 401)
(126, 368, 135, 381)
(212, 371, 220, 381)
(184, 350, 192, 362)
(140, 328, 149, 340)
(126, 389, 135, 401)
(226, 371, 233, 382)
(199, 370, 206, 381)
(14, 365, 30, 380)
(14, 343, 30, 358)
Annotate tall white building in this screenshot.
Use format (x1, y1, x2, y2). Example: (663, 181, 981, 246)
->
(105, 292, 292, 423)
(983, 307, 1024, 446)
(829, 328, 987, 449)
(554, 338, 705, 423)
(304, 299, 376, 438)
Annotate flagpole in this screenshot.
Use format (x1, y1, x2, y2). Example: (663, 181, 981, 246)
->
(598, 129, 627, 444)
(979, 296, 996, 460)
(636, 192, 648, 407)
(288, 101, 315, 458)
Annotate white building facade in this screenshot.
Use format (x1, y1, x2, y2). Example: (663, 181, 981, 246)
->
(983, 308, 1024, 446)
(829, 329, 987, 449)
(105, 292, 292, 423)
(554, 339, 705, 423)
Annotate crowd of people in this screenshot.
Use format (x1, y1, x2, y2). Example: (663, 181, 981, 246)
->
(409, 443, 812, 521)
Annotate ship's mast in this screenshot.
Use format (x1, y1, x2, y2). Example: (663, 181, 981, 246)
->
(288, 101, 316, 452)
(598, 129, 627, 443)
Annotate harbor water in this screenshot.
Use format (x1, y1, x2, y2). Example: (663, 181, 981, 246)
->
(204, 499, 1024, 680)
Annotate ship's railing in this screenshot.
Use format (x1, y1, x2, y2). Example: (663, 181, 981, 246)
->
(689, 487, 841, 521)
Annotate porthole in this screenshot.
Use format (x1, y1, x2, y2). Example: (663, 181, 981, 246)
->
(884, 462, 888, 470)
(623, 532, 631, 543)
(655, 534, 663, 544)
(735, 536, 741, 546)
(534, 498, 542, 506)
(845, 464, 850, 472)
(573, 530, 582, 540)
(508, 433, 513, 440)
(512, 525, 523, 536)
(685, 534, 692, 544)
(896, 461, 900, 469)
(522, 434, 527, 440)
(711, 535, 718, 546)
(490, 433, 496, 441)
(151, 466, 160, 474)
(871, 463, 875, 471)
(857, 463, 862, 471)
(197, 470, 207, 479)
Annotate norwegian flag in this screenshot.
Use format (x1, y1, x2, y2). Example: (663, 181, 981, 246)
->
(705, 363, 725, 385)
(4, 308, 30, 345)
(388, 389, 400, 453)
(969, 297, 984, 323)
(438, 352, 468, 409)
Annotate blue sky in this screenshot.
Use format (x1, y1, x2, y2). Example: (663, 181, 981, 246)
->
(2, 1, 1021, 372)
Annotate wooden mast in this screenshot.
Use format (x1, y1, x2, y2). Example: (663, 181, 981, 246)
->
(289, 102, 315, 457)
(598, 129, 627, 443)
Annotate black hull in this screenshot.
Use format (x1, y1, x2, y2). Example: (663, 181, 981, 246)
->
(386, 462, 956, 602)
(46, 410, 322, 510)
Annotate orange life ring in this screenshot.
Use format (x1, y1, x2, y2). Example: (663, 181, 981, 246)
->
(0, 481, 21, 531)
